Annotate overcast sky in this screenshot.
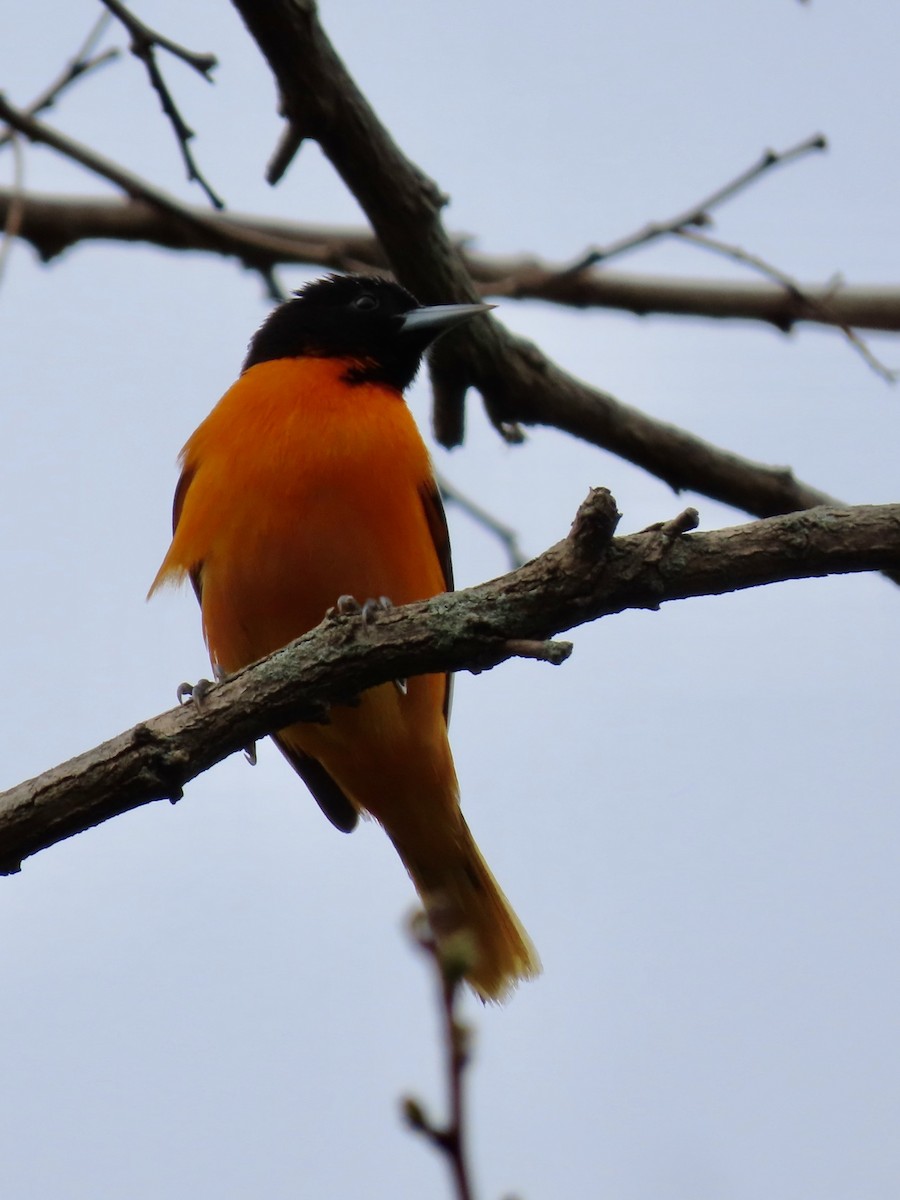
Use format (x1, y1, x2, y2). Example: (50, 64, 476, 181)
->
(2, 3, 900, 1198)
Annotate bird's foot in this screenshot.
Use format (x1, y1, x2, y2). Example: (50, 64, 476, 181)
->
(176, 668, 257, 763)
(326, 593, 393, 627)
(325, 594, 406, 694)
(176, 677, 216, 707)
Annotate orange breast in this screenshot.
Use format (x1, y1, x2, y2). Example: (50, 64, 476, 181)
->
(159, 357, 445, 665)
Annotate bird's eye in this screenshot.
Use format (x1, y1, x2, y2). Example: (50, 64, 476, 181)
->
(352, 294, 379, 312)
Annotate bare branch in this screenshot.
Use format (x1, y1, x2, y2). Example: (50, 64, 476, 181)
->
(483, 261, 900, 333)
(561, 134, 827, 274)
(403, 912, 478, 1200)
(0, 102, 321, 287)
(99, 0, 216, 75)
(100, 0, 223, 207)
(4, 190, 900, 333)
(437, 472, 528, 570)
(675, 226, 897, 382)
(0, 132, 25, 287)
(2, 495, 899, 875)
(0, 14, 118, 152)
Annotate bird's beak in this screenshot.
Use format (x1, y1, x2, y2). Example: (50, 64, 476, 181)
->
(398, 301, 494, 339)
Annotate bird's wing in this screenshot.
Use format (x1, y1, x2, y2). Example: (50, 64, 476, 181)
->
(419, 477, 454, 725)
(272, 736, 360, 833)
(171, 462, 203, 602)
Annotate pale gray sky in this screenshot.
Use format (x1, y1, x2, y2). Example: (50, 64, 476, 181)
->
(2, 3, 899, 1198)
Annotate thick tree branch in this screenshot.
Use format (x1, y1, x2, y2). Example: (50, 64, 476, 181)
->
(4, 190, 900, 334)
(2, 495, 899, 876)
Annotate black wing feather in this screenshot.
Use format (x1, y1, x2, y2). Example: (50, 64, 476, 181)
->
(272, 735, 359, 833)
(419, 477, 454, 725)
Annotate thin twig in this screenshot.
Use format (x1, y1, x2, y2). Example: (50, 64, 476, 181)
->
(100, 0, 216, 74)
(675, 226, 897, 383)
(561, 133, 827, 274)
(0, 13, 118, 151)
(0, 97, 307, 289)
(437, 472, 528, 569)
(402, 913, 477, 1200)
(0, 131, 25, 287)
(100, 0, 223, 208)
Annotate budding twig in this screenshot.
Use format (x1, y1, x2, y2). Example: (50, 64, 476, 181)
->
(100, 0, 223, 208)
(402, 912, 478, 1200)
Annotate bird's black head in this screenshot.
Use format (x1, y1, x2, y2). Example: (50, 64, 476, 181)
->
(242, 273, 490, 392)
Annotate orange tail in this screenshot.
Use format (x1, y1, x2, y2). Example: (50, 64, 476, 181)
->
(392, 814, 540, 1002)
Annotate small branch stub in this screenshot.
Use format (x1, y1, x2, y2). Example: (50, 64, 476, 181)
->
(567, 488, 621, 560)
(503, 638, 572, 665)
(641, 506, 701, 538)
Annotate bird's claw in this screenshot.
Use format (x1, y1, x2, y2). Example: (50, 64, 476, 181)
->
(177, 663, 227, 708)
(325, 594, 405, 694)
(177, 677, 215, 708)
(177, 674, 257, 764)
(361, 595, 392, 627)
(174, 667, 255, 758)
(326, 594, 392, 628)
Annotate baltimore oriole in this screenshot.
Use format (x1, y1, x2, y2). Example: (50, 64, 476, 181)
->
(150, 274, 539, 1000)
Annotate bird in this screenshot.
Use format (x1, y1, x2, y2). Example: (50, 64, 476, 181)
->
(149, 273, 540, 1001)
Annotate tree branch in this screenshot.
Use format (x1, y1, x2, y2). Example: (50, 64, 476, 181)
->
(403, 913, 478, 1200)
(437, 472, 527, 570)
(0, 104, 329, 289)
(673, 226, 896, 383)
(2, 494, 899, 876)
(0, 133, 25, 288)
(560, 133, 828, 274)
(4, 191, 900, 334)
(99, 0, 223, 208)
(0, 14, 118, 152)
